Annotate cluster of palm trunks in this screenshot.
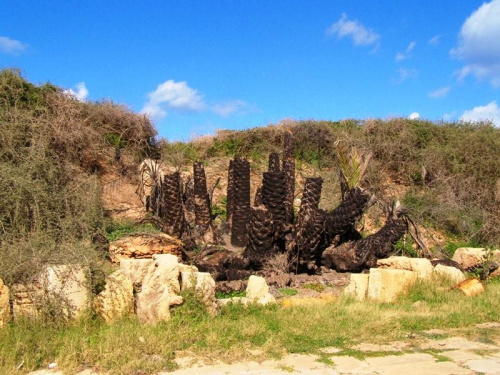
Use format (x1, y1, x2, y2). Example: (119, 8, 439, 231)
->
(147, 131, 408, 278)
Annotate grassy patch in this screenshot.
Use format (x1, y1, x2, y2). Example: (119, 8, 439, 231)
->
(2, 280, 500, 373)
(278, 288, 299, 296)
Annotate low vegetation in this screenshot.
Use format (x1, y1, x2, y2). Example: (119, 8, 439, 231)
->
(0, 69, 157, 286)
(1, 278, 500, 374)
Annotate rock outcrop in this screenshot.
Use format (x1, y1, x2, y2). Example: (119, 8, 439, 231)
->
(135, 254, 183, 324)
(0, 278, 10, 328)
(109, 233, 183, 263)
(377, 256, 433, 280)
(12, 265, 89, 320)
(367, 268, 418, 303)
(94, 270, 134, 322)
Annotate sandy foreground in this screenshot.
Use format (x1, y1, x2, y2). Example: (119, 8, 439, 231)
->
(29, 323, 500, 375)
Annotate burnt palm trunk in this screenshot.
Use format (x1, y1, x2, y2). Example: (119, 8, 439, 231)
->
(230, 157, 251, 247)
(226, 160, 235, 226)
(243, 205, 275, 268)
(193, 162, 212, 228)
(322, 212, 407, 272)
(283, 131, 295, 224)
(161, 171, 187, 237)
(262, 171, 287, 243)
(268, 152, 281, 173)
(292, 185, 369, 272)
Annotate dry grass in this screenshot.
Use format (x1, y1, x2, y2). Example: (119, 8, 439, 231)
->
(1, 278, 500, 374)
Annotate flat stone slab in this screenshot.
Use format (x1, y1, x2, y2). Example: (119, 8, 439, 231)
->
(465, 358, 500, 374)
(419, 336, 499, 351)
(365, 353, 474, 375)
(353, 341, 412, 352)
(441, 349, 485, 364)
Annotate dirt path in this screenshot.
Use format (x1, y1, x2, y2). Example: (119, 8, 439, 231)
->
(29, 324, 500, 375)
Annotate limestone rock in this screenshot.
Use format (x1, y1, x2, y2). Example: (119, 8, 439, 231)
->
(119, 258, 154, 285)
(181, 271, 217, 313)
(12, 265, 90, 320)
(344, 273, 369, 300)
(452, 247, 500, 269)
(94, 270, 134, 322)
(454, 278, 485, 297)
(433, 264, 466, 284)
(367, 268, 418, 303)
(245, 275, 276, 305)
(136, 254, 183, 324)
(377, 256, 433, 279)
(109, 233, 183, 263)
(0, 278, 10, 328)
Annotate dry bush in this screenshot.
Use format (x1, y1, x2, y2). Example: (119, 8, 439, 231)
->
(0, 69, 156, 289)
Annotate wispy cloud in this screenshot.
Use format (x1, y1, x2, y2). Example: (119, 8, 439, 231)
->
(141, 80, 206, 120)
(460, 101, 500, 125)
(450, 0, 500, 87)
(428, 35, 440, 45)
(212, 100, 255, 117)
(396, 41, 416, 62)
(397, 68, 418, 83)
(428, 86, 451, 98)
(0, 36, 27, 55)
(408, 112, 420, 120)
(326, 13, 380, 49)
(63, 82, 89, 102)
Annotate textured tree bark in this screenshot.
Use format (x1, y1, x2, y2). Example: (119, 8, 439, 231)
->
(226, 159, 234, 227)
(230, 157, 251, 247)
(268, 152, 281, 173)
(282, 131, 295, 224)
(193, 162, 211, 227)
(262, 171, 287, 241)
(322, 213, 407, 272)
(160, 171, 187, 237)
(243, 205, 275, 268)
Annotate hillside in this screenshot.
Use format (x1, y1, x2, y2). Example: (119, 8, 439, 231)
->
(1, 69, 500, 286)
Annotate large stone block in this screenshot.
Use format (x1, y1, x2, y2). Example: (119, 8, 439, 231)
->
(368, 268, 418, 303)
(245, 275, 276, 306)
(0, 278, 10, 328)
(452, 247, 500, 270)
(181, 271, 217, 313)
(94, 270, 134, 322)
(433, 264, 466, 284)
(344, 273, 369, 300)
(119, 258, 154, 285)
(135, 254, 182, 324)
(377, 256, 433, 279)
(13, 265, 89, 320)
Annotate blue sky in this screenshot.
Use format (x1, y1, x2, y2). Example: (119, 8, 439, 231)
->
(1, 1, 500, 140)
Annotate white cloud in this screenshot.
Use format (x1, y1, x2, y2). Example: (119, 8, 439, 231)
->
(397, 68, 418, 83)
(63, 82, 89, 102)
(0, 36, 27, 55)
(428, 86, 451, 98)
(141, 79, 256, 121)
(408, 112, 420, 120)
(428, 35, 440, 45)
(450, 0, 500, 87)
(212, 100, 254, 117)
(140, 80, 206, 120)
(396, 41, 416, 61)
(460, 101, 500, 125)
(326, 13, 380, 48)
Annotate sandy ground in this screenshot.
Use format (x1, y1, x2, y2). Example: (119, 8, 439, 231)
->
(29, 323, 500, 375)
